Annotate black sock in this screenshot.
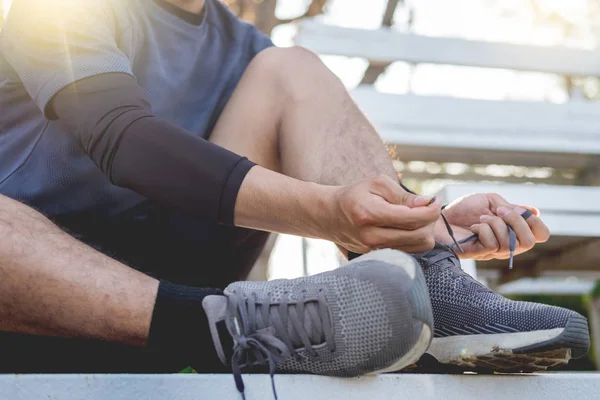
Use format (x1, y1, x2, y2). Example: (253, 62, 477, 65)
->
(147, 280, 225, 372)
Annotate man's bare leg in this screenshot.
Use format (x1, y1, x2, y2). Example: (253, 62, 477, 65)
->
(0, 194, 158, 344)
(210, 46, 399, 185)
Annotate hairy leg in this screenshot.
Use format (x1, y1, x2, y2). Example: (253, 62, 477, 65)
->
(0, 194, 158, 345)
(210, 46, 397, 185)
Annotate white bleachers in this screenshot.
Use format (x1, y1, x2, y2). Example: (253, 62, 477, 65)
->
(296, 20, 600, 75)
(296, 20, 600, 180)
(352, 87, 600, 171)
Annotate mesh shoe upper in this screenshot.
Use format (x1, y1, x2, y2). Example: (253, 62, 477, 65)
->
(224, 253, 425, 378)
(413, 244, 579, 338)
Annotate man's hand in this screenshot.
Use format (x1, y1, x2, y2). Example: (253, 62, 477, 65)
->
(436, 193, 550, 260)
(235, 168, 439, 254)
(328, 176, 441, 254)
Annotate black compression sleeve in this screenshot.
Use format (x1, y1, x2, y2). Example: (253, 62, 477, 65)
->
(51, 73, 254, 225)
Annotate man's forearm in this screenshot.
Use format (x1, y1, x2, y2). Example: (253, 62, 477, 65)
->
(0, 195, 158, 345)
(52, 74, 342, 241)
(234, 166, 336, 240)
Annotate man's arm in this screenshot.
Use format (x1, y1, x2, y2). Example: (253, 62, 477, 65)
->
(52, 73, 441, 253)
(51, 73, 336, 238)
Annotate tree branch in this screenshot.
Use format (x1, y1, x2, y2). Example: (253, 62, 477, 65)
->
(359, 0, 402, 85)
(276, 0, 328, 26)
(230, 0, 329, 37)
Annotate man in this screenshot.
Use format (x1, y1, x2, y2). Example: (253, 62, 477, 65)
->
(0, 0, 589, 395)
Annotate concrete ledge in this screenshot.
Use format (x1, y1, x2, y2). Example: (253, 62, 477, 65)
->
(2, 373, 599, 400)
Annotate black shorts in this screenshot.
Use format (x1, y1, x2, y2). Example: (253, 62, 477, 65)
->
(0, 201, 269, 373)
(53, 200, 271, 289)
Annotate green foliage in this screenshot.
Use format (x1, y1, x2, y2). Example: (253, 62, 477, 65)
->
(590, 281, 600, 299)
(179, 366, 198, 374)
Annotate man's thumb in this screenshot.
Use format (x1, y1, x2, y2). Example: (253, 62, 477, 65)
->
(398, 189, 435, 208)
(370, 176, 435, 208)
(411, 194, 436, 208)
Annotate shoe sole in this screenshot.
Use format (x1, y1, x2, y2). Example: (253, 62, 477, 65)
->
(350, 249, 434, 374)
(414, 313, 590, 373)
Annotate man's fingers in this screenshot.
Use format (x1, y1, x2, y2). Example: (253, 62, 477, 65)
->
(521, 209, 550, 243)
(497, 207, 537, 252)
(369, 175, 435, 208)
(518, 204, 540, 217)
(370, 197, 441, 229)
(488, 193, 540, 217)
(495, 203, 540, 217)
(354, 175, 441, 231)
(479, 215, 511, 253)
(498, 206, 550, 244)
(413, 195, 437, 208)
(470, 223, 500, 253)
(368, 176, 406, 205)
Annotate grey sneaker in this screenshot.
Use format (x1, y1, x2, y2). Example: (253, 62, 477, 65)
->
(412, 243, 590, 372)
(203, 249, 433, 398)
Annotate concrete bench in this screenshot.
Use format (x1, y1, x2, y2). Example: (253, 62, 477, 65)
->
(2, 373, 599, 400)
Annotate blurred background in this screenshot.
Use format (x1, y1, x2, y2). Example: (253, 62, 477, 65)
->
(2, 0, 600, 370)
(225, 0, 600, 371)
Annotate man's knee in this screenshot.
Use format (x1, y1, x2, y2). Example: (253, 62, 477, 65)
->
(0, 195, 47, 229)
(0, 194, 18, 221)
(250, 46, 343, 98)
(254, 46, 320, 71)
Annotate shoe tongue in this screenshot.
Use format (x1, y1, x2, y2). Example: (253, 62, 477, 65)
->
(202, 295, 233, 365)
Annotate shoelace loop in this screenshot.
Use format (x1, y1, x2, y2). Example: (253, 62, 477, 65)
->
(226, 290, 334, 400)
